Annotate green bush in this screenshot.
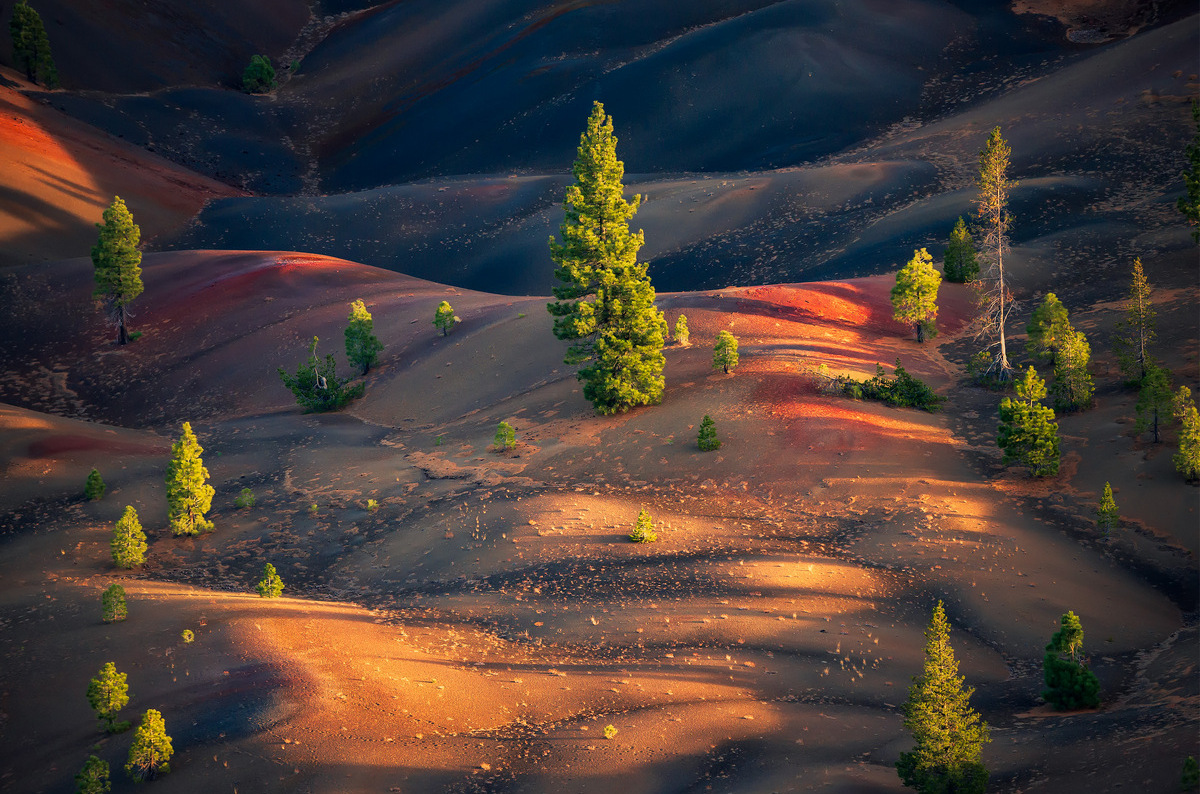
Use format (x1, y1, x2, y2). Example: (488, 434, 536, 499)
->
(494, 421, 516, 452)
(242, 54, 276, 93)
(279, 336, 364, 412)
(235, 487, 255, 509)
(85, 468, 105, 501)
(843, 360, 942, 411)
(180, 629, 194, 644)
(697, 414, 720, 451)
(75, 755, 110, 794)
(628, 508, 657, 543)
(256, 562, 284, 598)
(366, 498, 379, 512)
(603, 724, 618, 739)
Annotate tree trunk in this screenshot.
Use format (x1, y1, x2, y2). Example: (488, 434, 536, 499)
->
(915, 323, 925, 343)
(723, 364, 729, 374)
(117, 304, 128, 346)
(997, 242, 1010, 375)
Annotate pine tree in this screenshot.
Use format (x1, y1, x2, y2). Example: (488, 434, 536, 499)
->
(85, 468, 106, 501)
(344, 299, 383, 375)
(101, 584, 127, 623)
(1026, 293, 1070, 365)
(713, 330, 739, 374)
(256, 562, 284, 598)
(1096, 482, 1119, 536)
(433, 300, 458, 336)
(165, 422, 215, 536)
(111, 505, 147, 569)
(674, 315, 690, 346)
(87, 662, 130, 733)
(1184, 756, 1200, 791)
(1042, 611, 1100, 710)
(1113, 258, 1156, 383)
(1051, 328, 1094, 412)
(1179, 100, 1200, 244)
(9, 0, 58, 87)
(628, 507, 657, 543)
(91, 197, 143, 346)
(974, 127, 1017, 380)
(1134, 363, 1172, 443)
(279, 336, 364, 412)
(697, 414, 720, 451)
(892, 248, 942, 342)
(1173, 386, 1200, 481)
(75, 755, 110, 794)
(242, 54, 276, 93)
(548, 101, 666, 414)
(125, 709, 172, 781)
(943, 217, 978, 283)
(494, 420, 516, 452)
(998, 367, 1060, 476)
(897, 601, 989, 794)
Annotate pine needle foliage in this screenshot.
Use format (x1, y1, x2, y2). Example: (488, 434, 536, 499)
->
(674, 315, 690, 346)
(494, 421, 516, 452)
(101, 584, 127, 623)
(973, 127, 1017, 379)
(1095, 482, 1118, 536)
(1179, 100, 1200, 244)
(1042, 611, 1100, 710)
(345, 299, 383, 375)
(998, 367, 1060, 476)
(111, 505, 147, 569)
(548, 101, 666, 414)
(242, 54, 276, 93)
(1134, 363, 1172, 443)
(892, 248, 941, 342)
(85, 468, 106, 501)
(1051, 328, 1094, 412)
(1025, 293, 1070, 365)
(9, 0, 58, 87)
(278, 336, 364, 411)
(75, 755, 110, 794)
(844, 360, 943, 411)
(125, 709, 172, 781)
(1173, 386, 1200, 481)
(433, 300, 459, 336)
(87, 662, 130, 733)
(1183, 756, 1200, 791)
(697, 414, 720, 451)
(897, 601, 989, 794)
(713, 330, 739, 374)
(256, 563, 284, 598)
(91, 197, 143, 346)
(165, 422, 215, 536)
(943, 217, 978, 283)
(1113, 258, 1156, 384)
(628, 508, 657, 543)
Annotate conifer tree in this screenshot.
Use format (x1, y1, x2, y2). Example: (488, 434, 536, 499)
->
(1179, 100, 1200, 244)
(1113, 258, 1156, 383)
(242, 54, 276, 93)
(943, 217, 978, 283)
(1173, 386, 1200, 481)
(1026, 293, 1070, 365)
(548, 101, 666, 414)
(897, 601, 989, 794)
(998, 367, 1060, 476)
(1096, 482, 1118, 536)
(344, 299, 383, 375)
(111, 505, 147, 569)
(165, 422, 215, 536)
(433, 300, 458, 336)
(125, 709, 172, 781)
(974, 127, 1017, 380)
(628, 507, 657, 543)
(255, 562, 284, 598)
(891, 247, 941, 342)
(87, 662, 130, 733)
(1051, 328, 1094, 412)
(494, 420, 516, 452)
(9, 0, 58, 87)
(697, 414, 720, 451)
(91, 197, 143, 346)
(101, 584, 127, 623)
(75, 755, 110, 794)
(1134, 363, 1172, 443)
(85, 468, 106, 501)
(1184, 756, 1200, 791)
(713, 330, 739, 374)
(674, 315, 690, 346)
(279, 336, 364, 411)
(1042, 611, 1100, 710)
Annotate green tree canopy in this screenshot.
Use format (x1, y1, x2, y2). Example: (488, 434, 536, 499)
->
(1174, 386, 1200, 481)
(548, 101, 666, 414)
(713, 330, 739, 374)
(1135, 362, 1173, 443)
(344, 299, 383, 375)
(1113, 258, 1156, 383)
(433, 300, 458, 336)
(999, 367, 1060, 477)
(494, 420, 516, 452)
(974, 127, 1017, 379)
(1096, 482, 1118, 536)
(943, 216, 978, 283)
(891, 247, 941, 342)
(242, 54, 276, 93)
(165, 422, 215, 536)
(256, 562, 284, 598)
(1051, 328, 1094, 412)
(91, 197, 143, 346)
(1180, 100, 1200, 243)
(279, 336, 364, 411)
(628, 507, 657, 543)
(125, 709, 172, 781)
(111, 505, 147, 569)
(101, 583, 127, 623)
(75, 755, 110, 794)
(1025, 293, 1070, 365)
(1042, 611, 1100, 710)
(697, 414, 720, 451)
(9, 0, 57, 87)
(897, 600, 990, 794)
(87, 662, 130, 733)
(673, 314, 690, 346)
(85, 468, 106, 501)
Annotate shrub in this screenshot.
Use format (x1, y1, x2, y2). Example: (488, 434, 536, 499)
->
(674, 315, 690, 345)
(1183, 756, 1199, 791)
(235, 487, 255, 509)
(366, 498, 379, 512)
(242, 54, 276, 93)
(256, 563, 284, 598)
(697, 414, 720, 451)
(85, 468, 105, 501)
(434, 301, 459, 336)
(111, 505, 147, 569)
(850, 360, 943, 411)
(75, 755, 110, 794)
(603, 724, 618, 739)
(494, 421, 516, 452)
(180, 629, 194, 644)
(101, 584, 127, 623)
(278, 336, 364, 412)
(345, 299, 383, 375)
(628, 508, 657, 543)
(87, 662, 130, 733)
(125, 709, 172, 781)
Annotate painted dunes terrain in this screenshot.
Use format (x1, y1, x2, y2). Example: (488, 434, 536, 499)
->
(0, 1, 1198, 793)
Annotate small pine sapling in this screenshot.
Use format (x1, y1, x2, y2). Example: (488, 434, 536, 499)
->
(628, 508, 657, 543)
(604, 724, 618, 739)
(111, 505, 147, 569)
(1025, 293, 1070, 365)
(366, 498, 379, 512)
(165, 422, 215, 536)
(713, 330, 739, 374)
(942, 216, 978, 283)
(75, 755, 110, 794)
(85, 468, 105, 501)
(998, 367, 1060, 477)
(1173, 386, 1200, 481)
(494, 421, 516, 452)
(1042, 611, 1100, 710)
(101, 584, 127, 623)
(235, 487, 255, 509)
(674, 315, 690, 346)
(125, 709, 172, 781)
(697, 414, 720, 451)
(256, 562, 284, 598)
(181, 629, 194, 644)
(434, 301, 459, 336)
(87, 662, 130, 733)
(344, 299, 383, 375)
(1134, 363, 1173, 443)
(1095, 483, 1118, 536)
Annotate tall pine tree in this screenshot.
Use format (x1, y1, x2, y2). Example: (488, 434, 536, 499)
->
(165, 422, 214, 536)
(1174, 386, 1200, 481)
(897, 601, 989, 794)
(891, 247, 941, 342)
(974, 127, 1017, 380)
(943, 216, 978, 283)
(9, 0, 58, 87)
(111, 505, 147, 568)
(1113, 258, 1156, 383)
(91, 197, 143, 346)
(548, 101, 666, 414)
